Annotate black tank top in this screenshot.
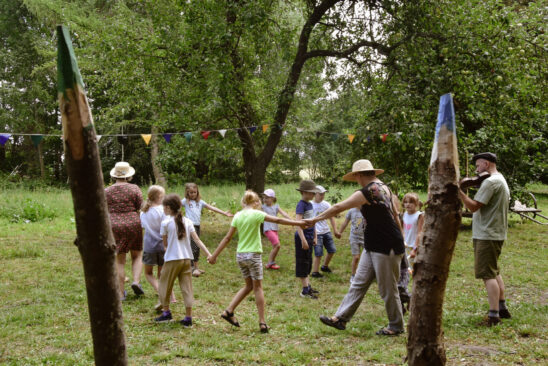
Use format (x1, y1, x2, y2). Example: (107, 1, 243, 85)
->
(359, 182, 405, 255)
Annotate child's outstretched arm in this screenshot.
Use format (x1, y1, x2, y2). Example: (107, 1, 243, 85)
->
(264, 215, 306, 229)
(208, 226, 237, 264)
(190, 231, 212, 258)
(203, 202, 234, 217)
(277, 207, 292, 220)
(337, 218, 351, 239)
(329, 216, 340, 238)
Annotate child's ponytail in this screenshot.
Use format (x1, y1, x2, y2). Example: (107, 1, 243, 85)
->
(162, 193, 186, 239)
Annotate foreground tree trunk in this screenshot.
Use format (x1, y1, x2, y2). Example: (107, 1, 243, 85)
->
(58, 25, 127, 366)
(407, 94, 462, 366)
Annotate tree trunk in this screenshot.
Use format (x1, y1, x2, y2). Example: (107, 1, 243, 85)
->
(58, 25, 127, 366)
(407, 94, 461, 366)
(37, 142, 45, 179)
(150, 126, 166, 187)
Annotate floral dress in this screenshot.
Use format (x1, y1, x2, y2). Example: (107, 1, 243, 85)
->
(105, 183, 143, 253)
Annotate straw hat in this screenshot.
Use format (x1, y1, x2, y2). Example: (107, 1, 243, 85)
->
(263, 189, 276, 198)
(110, 162, 135, 179)
(296, 180, 319, 193)
(342, 159, 384, 181)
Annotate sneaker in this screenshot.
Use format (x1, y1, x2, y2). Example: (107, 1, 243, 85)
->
(478, 316, 501, 327)
(300, 291, 318, 299)
(319, 315, 346, 330)
(266, 263, 280, 270)
(180, 317, 192, 328)
(308, 287, 319, 294)
(499, 308, 512, 319)
(131, 283, 144, 296)
(155, 311, 173, 323)
(311, 272, 323, 278)
(320, 265, 332, 273)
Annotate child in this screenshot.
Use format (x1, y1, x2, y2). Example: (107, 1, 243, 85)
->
(181, 183, 233, 277)
(208, 190, 305, 333)
(155, 194, 212, 327)
(337, 207, 365, 283)
(311, 185, 339, 278)
(294, 180, 319, 299)
(402, 192, 424, 268)
(262, 188, 292, 270)
(141, 185, 176, 309)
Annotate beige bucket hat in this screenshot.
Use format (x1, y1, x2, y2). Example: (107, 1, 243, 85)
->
(342, 159, 384, 181)
(296, 180, 319, 193)
(110, 162, 135, 179)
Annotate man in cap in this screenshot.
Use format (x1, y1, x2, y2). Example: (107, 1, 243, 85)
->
(459, 152, 512, 326)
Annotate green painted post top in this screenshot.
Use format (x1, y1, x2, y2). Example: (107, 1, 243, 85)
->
(57, 25, 84, 95)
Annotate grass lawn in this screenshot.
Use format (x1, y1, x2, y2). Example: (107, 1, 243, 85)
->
(0, 183, 546, 365)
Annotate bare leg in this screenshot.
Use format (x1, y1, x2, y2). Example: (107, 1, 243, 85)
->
(227, 277, 254, 312)
(116, 252, 127, 297)
(484, 278, 501, 311)
(130, 249, 143, 285)
(495, 275, 505, 300)
(268, 244, 280, 264)
(299, 276, 310, 288)
(144, 264, 159, 293)
(312, 256, 321, 273)
(351, 254, 360, 275)
(252, 279, 265, 324)
(185, 307, 192, 317)
(323, 253, 335, 267)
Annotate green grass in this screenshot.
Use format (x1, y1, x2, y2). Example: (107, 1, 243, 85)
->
(0, 184, 547, 365)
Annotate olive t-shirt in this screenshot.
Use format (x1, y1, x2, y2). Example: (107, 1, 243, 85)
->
(472, 173, 509, 241)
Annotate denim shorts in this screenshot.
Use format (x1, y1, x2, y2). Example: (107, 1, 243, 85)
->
(237, 252, 263, 280)
(314, 232, 336, 257)
(143, 251, 165, 266)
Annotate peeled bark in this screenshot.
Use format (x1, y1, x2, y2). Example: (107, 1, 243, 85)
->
(407, 94, 461, 366)
(58, 25, 127, 365)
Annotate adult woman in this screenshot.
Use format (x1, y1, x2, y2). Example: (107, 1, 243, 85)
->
(105, 162, 144, 300)
(305, 159, 405, 336)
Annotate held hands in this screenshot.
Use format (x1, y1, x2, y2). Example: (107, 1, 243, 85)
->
(334, 231, 342, 239)
(225, 211, 234, 217)
(303, 219, 316, 228)
(207, 255, 217, 265)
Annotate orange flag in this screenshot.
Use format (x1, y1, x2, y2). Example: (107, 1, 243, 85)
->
(262, 124, 269, 133)
(347, 134, 355, 143)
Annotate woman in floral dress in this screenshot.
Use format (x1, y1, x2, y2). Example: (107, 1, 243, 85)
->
(105, 162, 144, 300)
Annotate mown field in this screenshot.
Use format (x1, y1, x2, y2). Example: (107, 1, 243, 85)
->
(0, 183, 546, 365)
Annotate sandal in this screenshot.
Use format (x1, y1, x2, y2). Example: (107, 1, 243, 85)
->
(319, 315, 346, 330)
(221, 310, 240, 327)
(192, 269, 201, 277)
(375, 327, 404, 336)
(259, 322, 269, 333)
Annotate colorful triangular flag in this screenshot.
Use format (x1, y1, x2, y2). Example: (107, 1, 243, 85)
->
(380, 133, 388, 142)
(31, 135, 44, 147)
(141, 134, 152, 145)
(262, 124, 269, 133)
(248, 126, 257, 134)
(201, 131, 211, 140)
(330, 133, 339, 142)
(296, 128, 304, 133)
(163, 134, 172, 143)
(218, 129, 227, 138)
(0, 134, 11, 146)
(184, 132, 193, 142)
(96, 135, 102, 142)
(347, 134, 355, 143)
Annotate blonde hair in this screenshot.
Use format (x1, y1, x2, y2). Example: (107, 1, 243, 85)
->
(184, 182, 201, 201)
(402, 192, 422, 209)
(142, 185, 165, 212)
(241, 190, 260, 208)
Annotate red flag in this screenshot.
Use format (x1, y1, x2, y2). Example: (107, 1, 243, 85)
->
(201, 131, 211, 140)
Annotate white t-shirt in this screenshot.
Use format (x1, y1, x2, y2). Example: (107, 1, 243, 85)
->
(403, 211, 422, 249)
(312, 200, 332, 235)
(181, 198, 207, 226)
(262, 203, 279, 232)
(140, 205, 166, 253)
(160, 216, 196, 262)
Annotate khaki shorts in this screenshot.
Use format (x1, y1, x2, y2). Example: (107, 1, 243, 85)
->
(236, 253, 263, 280)
(473, 239, 503, 279)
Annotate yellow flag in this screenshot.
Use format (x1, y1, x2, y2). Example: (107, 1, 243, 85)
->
(141, 134, 152, 145)
(347, 134, 355, 143)
(262, 124, 269, 133)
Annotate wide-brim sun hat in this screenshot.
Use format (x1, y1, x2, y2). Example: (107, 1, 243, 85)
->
(342, 159, 384, 181)
(263, 189, 276, 198)
(296, 180, 319, 193)
(110, 161, 135, 179)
